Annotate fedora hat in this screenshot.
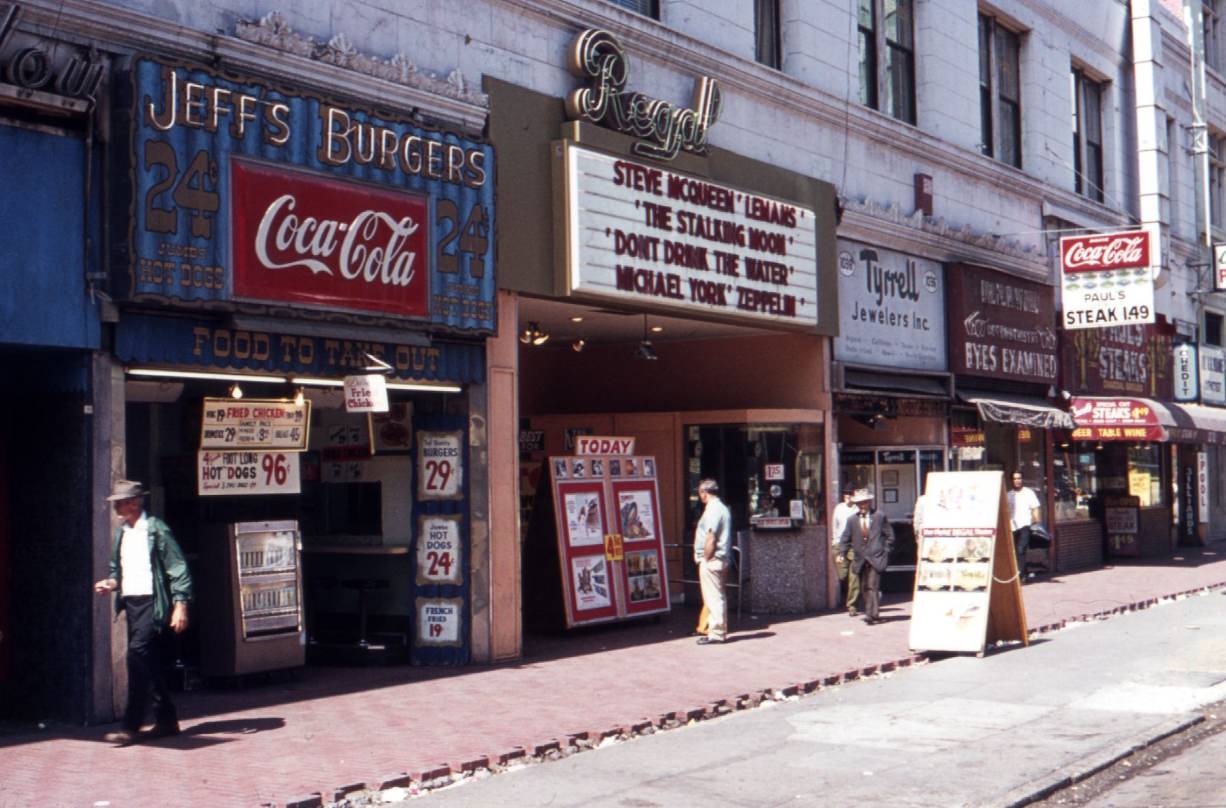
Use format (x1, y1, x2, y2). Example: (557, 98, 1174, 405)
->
(106, 479, 147, 502)
(851, 488, 875, 504)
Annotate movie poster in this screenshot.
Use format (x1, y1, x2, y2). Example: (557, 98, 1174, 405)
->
(563, 490, 604, 547)
(570, 556, 612, 611)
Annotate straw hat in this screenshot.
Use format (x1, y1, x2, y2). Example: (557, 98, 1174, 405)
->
(106, 479, 147, 502)
(851, 488, 875, 504)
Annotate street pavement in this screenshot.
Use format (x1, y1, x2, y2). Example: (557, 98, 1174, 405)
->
(1, 548, 1225, 807)
(1082, 709, 1226, 807)
(415, 589, 1226, 807)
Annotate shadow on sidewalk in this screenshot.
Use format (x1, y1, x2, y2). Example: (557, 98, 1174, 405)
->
(4, 547, 1222, 750)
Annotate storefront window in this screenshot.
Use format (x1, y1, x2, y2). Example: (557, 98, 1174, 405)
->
(1053, 443, 1097, 520)
(685, 422, 824, 531)
(1128, 444, 1164, 506)
(919, 449, 944, 493)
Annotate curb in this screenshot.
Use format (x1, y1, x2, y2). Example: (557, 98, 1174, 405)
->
(293, 580, 1226, 807)
(991, 715, 1205, 808)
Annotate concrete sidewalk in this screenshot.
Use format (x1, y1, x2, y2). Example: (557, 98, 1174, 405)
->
(3, 548, 1225, 808)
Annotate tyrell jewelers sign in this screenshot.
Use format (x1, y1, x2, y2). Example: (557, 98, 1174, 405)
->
(119, 56, 496, 332)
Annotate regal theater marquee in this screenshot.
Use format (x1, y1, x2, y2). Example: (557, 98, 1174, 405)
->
(113, 56, 497, 334)
(555, 143, 820, 329)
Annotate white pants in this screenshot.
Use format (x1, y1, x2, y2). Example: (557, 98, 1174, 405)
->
(698, 557, 728, 642)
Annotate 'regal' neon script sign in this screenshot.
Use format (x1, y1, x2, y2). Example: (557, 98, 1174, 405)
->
(565, 28, 721, 162)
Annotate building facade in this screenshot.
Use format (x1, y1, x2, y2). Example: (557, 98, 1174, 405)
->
(5, 0, 1226, 724)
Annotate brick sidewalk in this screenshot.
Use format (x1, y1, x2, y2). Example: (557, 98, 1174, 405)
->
(3, 547, 1225, 808)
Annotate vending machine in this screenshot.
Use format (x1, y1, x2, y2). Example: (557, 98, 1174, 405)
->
(199, 520, 305, 677)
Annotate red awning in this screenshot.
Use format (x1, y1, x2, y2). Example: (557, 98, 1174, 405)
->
(1069, 397, 1168, 442)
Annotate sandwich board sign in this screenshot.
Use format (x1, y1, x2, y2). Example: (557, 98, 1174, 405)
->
(908, 470, 1028, 654)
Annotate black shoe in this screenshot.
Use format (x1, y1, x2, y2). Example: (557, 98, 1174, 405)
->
(103, 729, 140, 746)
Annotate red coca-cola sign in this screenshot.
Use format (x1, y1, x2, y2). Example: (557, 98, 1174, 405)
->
(1059, 230, 1151, 274)
(231, 160, 429, 317)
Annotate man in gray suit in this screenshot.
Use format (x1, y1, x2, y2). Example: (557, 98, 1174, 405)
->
(837, 489, 895, 625)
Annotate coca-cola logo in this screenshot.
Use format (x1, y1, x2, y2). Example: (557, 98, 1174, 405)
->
(254, 194, 420, 287)
(1061, 230, 1150, 273)
(232, 161, 429, 318)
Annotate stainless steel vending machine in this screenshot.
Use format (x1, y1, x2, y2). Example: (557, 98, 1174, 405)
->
(199, 520, 305, 677)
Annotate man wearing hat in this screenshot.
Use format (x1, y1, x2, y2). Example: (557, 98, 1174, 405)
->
(837, 489, 895, 624)
(831, 484, 861, 616)
(93, 479, 193, 745)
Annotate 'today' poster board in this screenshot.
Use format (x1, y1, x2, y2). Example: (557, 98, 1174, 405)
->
(549, 443, 671, 628)
(908, 470, 1028, 654)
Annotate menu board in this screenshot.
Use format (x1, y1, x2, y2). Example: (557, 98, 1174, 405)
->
(200, 398, 311, 450)
(908, 471, 1028, 654)
(549, 450, 671, 628)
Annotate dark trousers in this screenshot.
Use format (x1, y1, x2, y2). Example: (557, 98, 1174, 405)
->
(1013, 526, 1031, 578)
(122, 596, 177, 732)
(858, 566, 882, 621)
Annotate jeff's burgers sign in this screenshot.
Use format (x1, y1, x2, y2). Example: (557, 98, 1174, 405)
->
(116, 56, 497, 334)
(1059, 229, 1155, 330)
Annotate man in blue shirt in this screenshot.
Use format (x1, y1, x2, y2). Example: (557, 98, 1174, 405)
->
(694, 479, 732, 644)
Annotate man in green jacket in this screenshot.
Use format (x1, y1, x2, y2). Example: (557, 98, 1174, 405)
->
(93, 479, 193, 745)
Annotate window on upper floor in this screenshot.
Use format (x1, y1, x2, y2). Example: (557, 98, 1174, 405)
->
(1211, 134, 1225, 229)
(979, 13, 1022, 168)
(858, 0, 916, 124)
(1206, 0, 1223, 72)
(606, 0, 658, 18)
(1071, 67, 1104, 203)
(755, 0, 781, 69)
(1206, 311, 1224, 346)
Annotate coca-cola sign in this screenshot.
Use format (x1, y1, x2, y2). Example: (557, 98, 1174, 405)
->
(231, 160, 429, 317)
(1059, 228, 1156, 330)
(1060, 230, 1150, 274)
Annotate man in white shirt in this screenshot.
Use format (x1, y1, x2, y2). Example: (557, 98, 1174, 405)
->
(1007, 471, 1041, 580)
(693, 479, 732, 645)
(831, 485, 860, 615)
(93, 480, 193, 745)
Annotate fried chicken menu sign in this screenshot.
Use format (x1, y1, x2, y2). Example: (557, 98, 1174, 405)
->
(120, 56, 496, 332)
(558, 143, 819, 328)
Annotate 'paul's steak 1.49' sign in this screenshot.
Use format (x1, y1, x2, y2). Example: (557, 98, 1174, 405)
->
(118, 56, 496, 333)
(557, 142, 819, 329)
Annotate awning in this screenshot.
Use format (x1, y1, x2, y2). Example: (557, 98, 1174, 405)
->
(1165, 402, 1226, 445)
(958, 389, 1074, 430)
(1069, 397, 1174, 442)
(844, 368, 949, 398)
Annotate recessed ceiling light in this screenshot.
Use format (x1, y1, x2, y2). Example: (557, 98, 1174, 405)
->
(650, 325, 664, 333)
(571, 316, 584, 323)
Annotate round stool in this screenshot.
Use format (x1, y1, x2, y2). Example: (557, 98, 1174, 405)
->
(341, 578, 389, 649)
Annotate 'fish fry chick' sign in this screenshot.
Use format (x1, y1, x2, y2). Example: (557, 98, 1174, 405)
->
(1060, 229, 1155, 330)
